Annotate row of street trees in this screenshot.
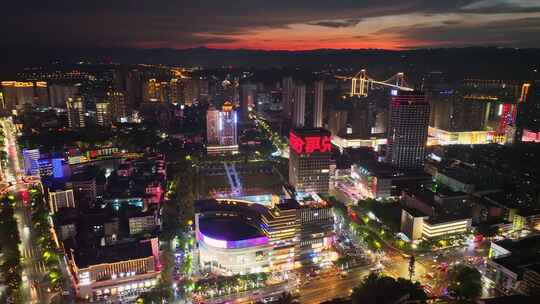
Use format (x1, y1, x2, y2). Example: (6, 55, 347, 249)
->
(0, 195, 24, 303)
(139, 156, 197, 303)
(29, 187, 63, 292)
(194, 273, 269, 299)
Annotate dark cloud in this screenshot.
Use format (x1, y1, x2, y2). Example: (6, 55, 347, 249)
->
(309, 18, 362, 28)
(0, 0, 538, 49)
(442, 20, 462, 25)
(460, 0, 540, 13)
(381, 17, 540, 48)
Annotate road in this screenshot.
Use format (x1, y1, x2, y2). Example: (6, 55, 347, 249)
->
(1, 118, 74, 303)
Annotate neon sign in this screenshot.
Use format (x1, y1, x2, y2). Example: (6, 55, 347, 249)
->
(290, 131, 331, 155)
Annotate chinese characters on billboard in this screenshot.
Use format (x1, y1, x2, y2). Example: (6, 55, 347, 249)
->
(290, 131, 331, 155)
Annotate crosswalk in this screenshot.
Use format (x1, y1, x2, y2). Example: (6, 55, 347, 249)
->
(21, 246, 48, 274)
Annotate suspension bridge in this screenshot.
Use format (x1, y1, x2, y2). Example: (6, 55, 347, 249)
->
(335, 69, 414, 97)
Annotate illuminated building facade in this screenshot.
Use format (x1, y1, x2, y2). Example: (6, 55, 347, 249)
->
(67, 96, 86, 128)
(282, 76, 294, 119)
(485, 235, 540, 294)
(206, 102, 238, 154)
(49, 189, 76, 214)
(34, 81, 49, 106)
(1, 81, 34, 111)
(49, 83, 80, 108)
(350, 163, 392, 199)
(195, 198, 335, 275)
(196, 216, 271, 275)
(386, 91, 430, 170)
(313, 80, 324, 128)
(96, 102, 112, 127)
(289, 128, 332, 194)
(427, 78, 536, 145)
(23, 148, 40, 176)
(292, 84, 306, 127)
(240, 83, 257, 120)
(331, 135, 386, 151)
(183, 78, 209, 106)
(70, 238, 160, 300)
(261, 201, 300, 271)
(142, 78, 161, 102)
(169, 78, 183, 104)
(108, 90, 129, 122)
(400, 188, 472, 241)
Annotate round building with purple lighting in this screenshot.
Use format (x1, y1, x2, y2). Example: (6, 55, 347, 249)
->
(196, 216, 271, 275)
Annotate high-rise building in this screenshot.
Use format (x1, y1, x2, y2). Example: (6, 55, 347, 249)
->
(34, 81, 49, 106)
(289, 128, 332, 194)
(386, 91, 430, 170)
(95, 102, 112, 127)
(66, 96, 86, 128)
(313, 81, 324, 128)
(1, 81, 34, 111)
(184, 78, 209, 106)
(49, 189, 76, 214)
(282, 76, 294, 119)
(143, 78, 161, 102)
(328, 109, 348, 137)
(240, 83, 257, 120)
(206, 102, 238, 154)
(23, 148, 40, 176)
(48, 84, 79, 108)
(126, 69, 143, 109)
(107, 90, 129, 122)
(292, 84, 306, 128)
(169, 78, 183, 104)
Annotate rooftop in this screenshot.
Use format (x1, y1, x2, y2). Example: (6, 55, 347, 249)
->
(74, 240, 154, 269)
(492, 235, 540, 275)
(198, 217, 263, 241)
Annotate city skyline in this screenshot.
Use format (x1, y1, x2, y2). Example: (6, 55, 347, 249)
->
(2, 1, 540, 50)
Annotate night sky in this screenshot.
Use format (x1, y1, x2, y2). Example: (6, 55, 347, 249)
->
(3, 0, 540, 50)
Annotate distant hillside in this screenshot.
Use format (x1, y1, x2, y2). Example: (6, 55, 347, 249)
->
(1, 46, 539, 80)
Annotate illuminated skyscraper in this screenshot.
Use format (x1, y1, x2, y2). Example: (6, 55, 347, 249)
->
(95, 102, 111, 127)
(282, 76, 294, 118)
(386, 91, 430, 170)
(1, 81, 34, 111)
(184, 78, 209, 106)
(34, 81, 49, 106)
(108, 90, 129, 122)
(289, 128, 332, 194)
(23, 148, 40, 176)
(143, 78, 161, 102)
(48, 83, 79, 108)
(206, 102, 238, 154)
(66, 96, 86, 128)
(292, 84, 306, 128)
(240, 83, 257, 120)
(169, 78, 183, 104)
(313, 80, 324, 128)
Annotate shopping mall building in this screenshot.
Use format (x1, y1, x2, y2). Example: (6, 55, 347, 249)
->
(195, 197, 335, 275)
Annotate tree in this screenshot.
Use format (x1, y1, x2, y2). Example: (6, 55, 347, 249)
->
(351, 273, 427, 304)
(408, 255, 416, 281)
(276, 292, 294, 304)
(477, 223, 498, 238)
(447, 265, 482, 300)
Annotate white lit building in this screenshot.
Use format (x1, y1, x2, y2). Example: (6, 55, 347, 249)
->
(206, 102, 238, 155)
(70, 238, 160, 300)
(49, 189, 76, 213)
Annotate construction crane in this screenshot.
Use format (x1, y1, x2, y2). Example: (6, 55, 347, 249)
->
(335, 69, 414, 97)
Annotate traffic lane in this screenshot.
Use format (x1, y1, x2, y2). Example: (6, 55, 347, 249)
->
(299, 266, 372, 304)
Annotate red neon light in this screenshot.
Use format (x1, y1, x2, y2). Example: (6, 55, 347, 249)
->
(321, 136, 331, 153)
(305, 136, 322, 154)
(290, 131, 331, 155)
(290, 132, 304, 154)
